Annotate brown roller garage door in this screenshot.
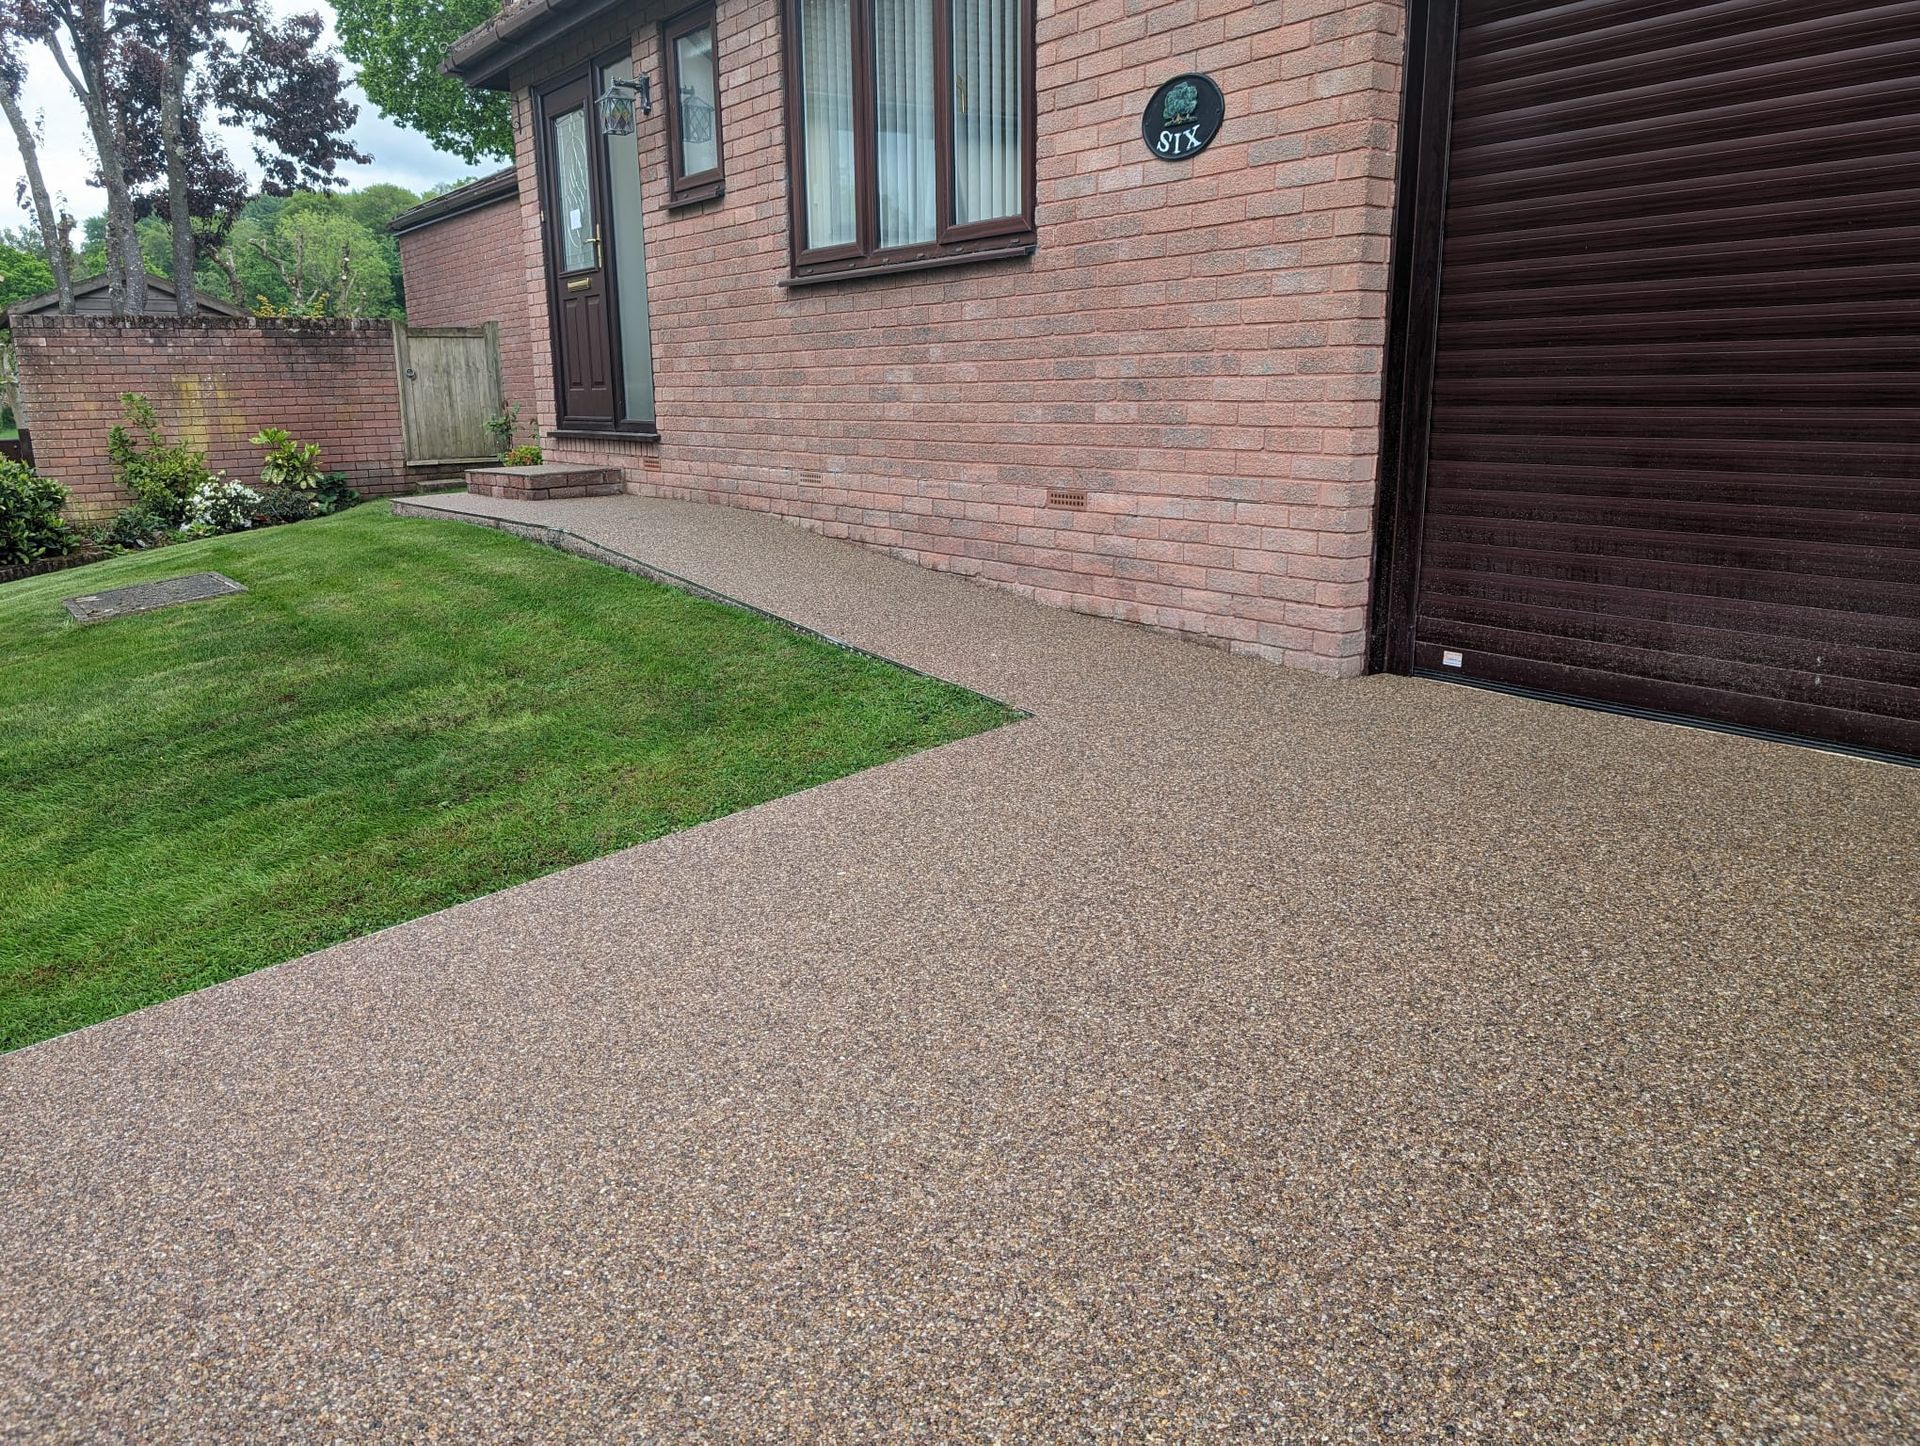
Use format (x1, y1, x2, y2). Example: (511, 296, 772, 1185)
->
(1376, 0, 1920, 759)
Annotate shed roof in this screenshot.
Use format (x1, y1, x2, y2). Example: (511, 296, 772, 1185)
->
(7, 273, 249, 322)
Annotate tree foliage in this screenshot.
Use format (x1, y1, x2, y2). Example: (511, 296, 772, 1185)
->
(207, 188, 415, 318)
(227, 200, 397, 318)
(63, 185, 419, 319)
(335, 0, 511, 165)
(205, 7, 367, 193)
(0, 238, 53, 311)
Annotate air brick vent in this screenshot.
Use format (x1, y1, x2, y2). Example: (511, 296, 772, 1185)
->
(1046, 486, 1089, 511)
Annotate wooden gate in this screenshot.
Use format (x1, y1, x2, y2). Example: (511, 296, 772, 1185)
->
(394, 323, 504, 466)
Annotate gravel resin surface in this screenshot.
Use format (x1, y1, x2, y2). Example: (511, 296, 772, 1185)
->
(3, 494, 1914, 1440)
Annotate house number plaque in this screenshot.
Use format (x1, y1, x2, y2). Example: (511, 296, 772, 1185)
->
(1142, 74, 1225, 161)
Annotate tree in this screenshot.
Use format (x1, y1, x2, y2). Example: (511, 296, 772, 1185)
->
(420, 175, 480, 202)
(75, 211, 107, 274)
(334, 181, 419, 234)
(334, 0, 512, 164)
(135, 2, 369, 315)
(0, 238, 53, 311)
(23, 0, 149, 313)
(67, 183, 416, 318)
(0, 8, 72, 310)
(16, 0, 367, 317)
(200, 189, 406, 318)
(330, 181, 415, 310)
(0, 233, 54, 437)
(207, 7, 367, 194)
(246, 199, 394, 317)
(115, 7, 248, 313)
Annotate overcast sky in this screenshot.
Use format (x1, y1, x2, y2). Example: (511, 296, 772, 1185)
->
(2, 2, 481, 235)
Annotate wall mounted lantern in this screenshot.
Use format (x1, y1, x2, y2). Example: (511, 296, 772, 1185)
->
(597, 75, 651, 136)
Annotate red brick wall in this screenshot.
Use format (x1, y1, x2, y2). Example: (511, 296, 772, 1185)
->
(396, 196, 544, 432)
(15, 316, 410, 518)
(504, 0, 1405, 675)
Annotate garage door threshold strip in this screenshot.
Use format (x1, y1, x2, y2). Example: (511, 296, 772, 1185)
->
(1, 491, 1913, 1437)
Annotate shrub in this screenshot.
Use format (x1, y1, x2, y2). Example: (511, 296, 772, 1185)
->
(312, 471, 359, 516)
(253, 294, 329, 319)
(241, 474, 357, 531)
(108, 394, 214, 525)
(184, 479, 262, 535)
(250, 428, 326, 491)
(88, 503, 175, 552)
(0, 460, 74, 565)
(502, 444, 543, 466)
(250, 484, 319, 526)
(485, 402, 522, 458)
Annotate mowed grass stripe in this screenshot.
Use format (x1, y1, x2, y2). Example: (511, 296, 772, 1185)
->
(0, 503, 1015, 1051)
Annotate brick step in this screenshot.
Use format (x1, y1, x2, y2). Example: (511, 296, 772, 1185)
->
(465, 464, 624, 501)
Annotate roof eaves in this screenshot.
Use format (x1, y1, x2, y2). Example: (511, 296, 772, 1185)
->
(387, 168, 521, 234)
(443, 0, 642, 91)
(443, 0, 585, 90)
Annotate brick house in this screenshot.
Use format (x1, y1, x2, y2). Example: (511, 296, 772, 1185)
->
(389, 171, 545, 429)
(442, 0, 1919, 759)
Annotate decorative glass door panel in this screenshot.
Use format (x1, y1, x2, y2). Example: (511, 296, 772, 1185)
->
(540, 75, 617, 424)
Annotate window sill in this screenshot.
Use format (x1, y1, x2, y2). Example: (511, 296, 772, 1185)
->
(546, 426, 661, 442)
(782, 240, 1036, 288)
(666, 179, 725, 209)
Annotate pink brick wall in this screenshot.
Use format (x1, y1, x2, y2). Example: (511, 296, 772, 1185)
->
(505, 0, 1405, 674)
(397, 197, 544, 431)
(15, 316, 410, 517)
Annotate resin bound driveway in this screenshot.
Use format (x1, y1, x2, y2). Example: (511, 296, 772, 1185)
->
(3, 494, 1915, 1440)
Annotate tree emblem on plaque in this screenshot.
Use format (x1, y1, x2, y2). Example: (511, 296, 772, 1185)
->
(1162, 81, 1199, 128)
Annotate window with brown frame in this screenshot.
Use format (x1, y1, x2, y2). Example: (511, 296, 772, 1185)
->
(783, 0, 1034, 283)
(663, 3, 725, 206)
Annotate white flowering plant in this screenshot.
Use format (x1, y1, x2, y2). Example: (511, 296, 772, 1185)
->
(183, 478, 262, 535)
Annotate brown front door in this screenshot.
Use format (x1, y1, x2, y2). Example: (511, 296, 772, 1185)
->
(540, 76, 618, 425)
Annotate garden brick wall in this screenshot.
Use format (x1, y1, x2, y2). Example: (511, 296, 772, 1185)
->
(14, 316, 409, 518)
(396, 196, 544, 429)
(502, 0, 1405, 675)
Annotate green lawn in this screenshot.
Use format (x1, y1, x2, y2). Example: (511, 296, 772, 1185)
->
(0, 503, 1014, 1051)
